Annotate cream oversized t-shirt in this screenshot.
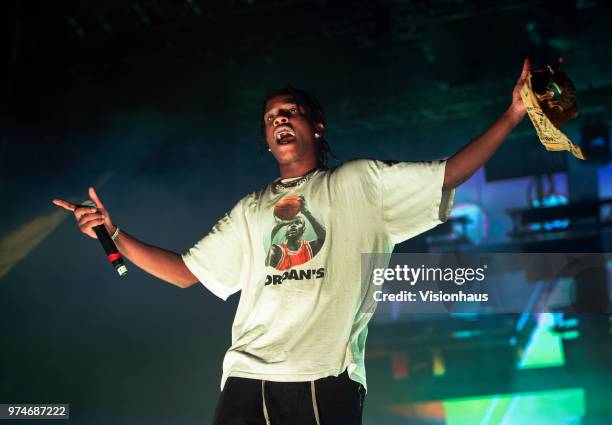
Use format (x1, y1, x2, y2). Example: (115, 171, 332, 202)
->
(182, 159, 454, 390)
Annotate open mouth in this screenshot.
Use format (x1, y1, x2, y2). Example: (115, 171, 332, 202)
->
(275, 126, 296, 145)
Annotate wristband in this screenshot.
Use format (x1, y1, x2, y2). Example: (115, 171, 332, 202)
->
(110, 226, 121, 241)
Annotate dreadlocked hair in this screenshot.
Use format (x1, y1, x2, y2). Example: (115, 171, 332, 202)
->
(261, 85, 335, 168)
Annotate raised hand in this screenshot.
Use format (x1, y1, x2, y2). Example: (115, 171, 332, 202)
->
(52, 187, 116, 239)
(510, 58, 531, 118)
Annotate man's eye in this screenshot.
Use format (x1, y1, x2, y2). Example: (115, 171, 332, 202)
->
(266, 115, 275, 122)
(289, 108, 297, 113)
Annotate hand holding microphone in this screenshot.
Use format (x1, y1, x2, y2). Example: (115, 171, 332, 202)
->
(52, 187, 127, 277)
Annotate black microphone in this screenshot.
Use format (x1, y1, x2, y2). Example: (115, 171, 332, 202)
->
(82, 200, 128, 277)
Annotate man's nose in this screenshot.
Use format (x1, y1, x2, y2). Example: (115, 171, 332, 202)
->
(273, 114, 289, 127)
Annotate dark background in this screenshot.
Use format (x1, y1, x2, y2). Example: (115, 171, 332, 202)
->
(1, 1, 611, 424)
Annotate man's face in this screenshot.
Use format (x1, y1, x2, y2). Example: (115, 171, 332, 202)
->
(285, 218, 305, 240)
(263, 95, 323, 166)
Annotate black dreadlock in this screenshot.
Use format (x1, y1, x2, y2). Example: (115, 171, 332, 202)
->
(261, 85, 334, 168)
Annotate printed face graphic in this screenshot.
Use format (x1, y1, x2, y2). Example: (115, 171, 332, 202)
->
(286, 217, 305, 240)
(265, 195, 326, 271)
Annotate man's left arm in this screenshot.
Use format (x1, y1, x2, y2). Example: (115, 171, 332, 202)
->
(443, 59, 530, 190)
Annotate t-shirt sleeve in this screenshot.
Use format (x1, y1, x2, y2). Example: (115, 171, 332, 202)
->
(182, 201, 246, 301)
(378, 160, 455, 244)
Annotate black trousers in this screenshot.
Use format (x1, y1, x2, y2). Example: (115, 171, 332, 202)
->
(213, 371, 365, 425)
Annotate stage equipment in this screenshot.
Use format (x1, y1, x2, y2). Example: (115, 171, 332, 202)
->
(580, 122, 611, 165)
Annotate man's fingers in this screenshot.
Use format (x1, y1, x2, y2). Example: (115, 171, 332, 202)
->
(53, 190, 108, 240)
(79, 218, 105, 239)
(78, 212, 105, 227)
(81, 218, 105, 230)
(52, 199, 76, 212)
(519, 58, 530, 82)
(74, 206, 98, 220)
(88, 187, 105, 210)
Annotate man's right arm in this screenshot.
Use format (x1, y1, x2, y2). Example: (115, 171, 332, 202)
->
(112, 229, 198, 288)
(53, 187, 199, 289)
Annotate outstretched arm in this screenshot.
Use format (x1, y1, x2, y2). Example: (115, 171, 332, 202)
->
(443, 59, 530, 190)
(53, 187, 198, 288)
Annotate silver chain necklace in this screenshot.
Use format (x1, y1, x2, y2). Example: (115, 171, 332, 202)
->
(271, 168, 323, 192)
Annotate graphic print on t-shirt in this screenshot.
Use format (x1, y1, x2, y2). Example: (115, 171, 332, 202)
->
(264, 194, 326, 271)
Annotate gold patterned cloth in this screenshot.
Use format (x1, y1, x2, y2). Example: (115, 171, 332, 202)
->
(520, 66, 585, 160)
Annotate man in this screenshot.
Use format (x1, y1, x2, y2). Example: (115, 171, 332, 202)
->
(266, 195, 326, 271)
(53, 59, 530, 425)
